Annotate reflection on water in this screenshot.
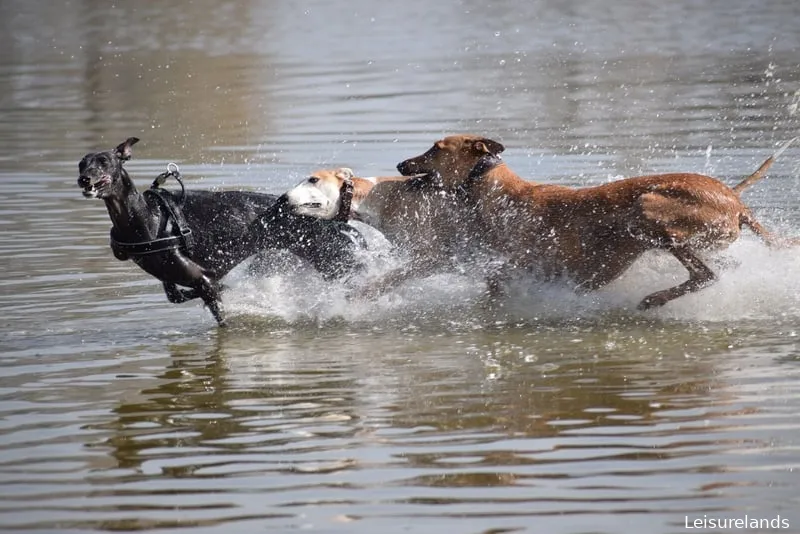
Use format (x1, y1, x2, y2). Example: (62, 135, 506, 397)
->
(1, 0, 800, 532)
(2, 326, 799, 532)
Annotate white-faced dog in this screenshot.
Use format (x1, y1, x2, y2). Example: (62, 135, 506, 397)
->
(283, 166, 479, 299)
(285, 167, 406, 220)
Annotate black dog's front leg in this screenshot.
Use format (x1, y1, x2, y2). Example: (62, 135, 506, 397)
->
(162, 281, 200, 303)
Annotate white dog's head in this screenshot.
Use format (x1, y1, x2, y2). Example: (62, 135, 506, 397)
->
(285, 167, 355, 219)
(285, 167, 411, 223)
(286, 167, 369, 219)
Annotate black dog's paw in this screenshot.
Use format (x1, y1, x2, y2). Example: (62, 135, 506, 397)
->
(637, 293, 669, 310)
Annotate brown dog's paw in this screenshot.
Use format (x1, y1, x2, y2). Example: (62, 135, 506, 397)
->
(348, 282, 382, 302)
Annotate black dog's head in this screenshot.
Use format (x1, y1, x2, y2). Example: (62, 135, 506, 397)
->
(78, 137, 139, 199)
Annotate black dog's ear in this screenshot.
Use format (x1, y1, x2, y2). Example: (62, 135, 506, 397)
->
(114, 137, 140, 161)
(474, 138, 505, 156)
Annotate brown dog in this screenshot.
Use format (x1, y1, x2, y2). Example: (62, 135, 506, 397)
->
(397, 134, 797, 309)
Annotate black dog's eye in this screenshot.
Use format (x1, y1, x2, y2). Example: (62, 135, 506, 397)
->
(308, 177, 320, 184)
(96, 155, 108, 165)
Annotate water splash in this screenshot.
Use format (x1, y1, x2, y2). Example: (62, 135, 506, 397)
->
(704, 143, 714, 174)
(223, 229, 800, 328)
(789, 89, 800, 116)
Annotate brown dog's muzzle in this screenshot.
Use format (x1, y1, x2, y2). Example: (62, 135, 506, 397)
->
(398, 151, 439, 176)
(398, 143, 447, 176)
(396, 158, 423, 176)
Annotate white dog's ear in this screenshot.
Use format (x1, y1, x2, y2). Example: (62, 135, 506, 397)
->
(335, 168, 354, 180)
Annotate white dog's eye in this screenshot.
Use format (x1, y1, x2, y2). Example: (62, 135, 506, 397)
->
(308, 176, 320, 184)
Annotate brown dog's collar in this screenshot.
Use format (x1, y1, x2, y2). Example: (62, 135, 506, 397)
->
(470, 153, 503, 179)
(459, 153, 503, 197)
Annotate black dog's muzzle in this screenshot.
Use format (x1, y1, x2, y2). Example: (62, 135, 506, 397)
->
(78, 170, 111, 189)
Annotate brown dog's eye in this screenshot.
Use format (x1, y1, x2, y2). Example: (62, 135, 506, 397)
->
(308, 177, 320, 184)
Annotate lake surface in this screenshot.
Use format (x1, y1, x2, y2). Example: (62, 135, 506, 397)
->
(1, 1, 800, 532)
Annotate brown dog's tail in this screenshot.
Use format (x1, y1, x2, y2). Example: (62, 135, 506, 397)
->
(732, 137, 796, 194)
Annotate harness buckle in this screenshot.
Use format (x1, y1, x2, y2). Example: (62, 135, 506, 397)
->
(151, 162, 186, 201)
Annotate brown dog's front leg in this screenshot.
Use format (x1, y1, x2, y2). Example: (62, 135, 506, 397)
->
(353, 254, 443, 301)
(485, 261, 512, 303)
(353, 264, 417, 301)
(638, 247, 716, 310)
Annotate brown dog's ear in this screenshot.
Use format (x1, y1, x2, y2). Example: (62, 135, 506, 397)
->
(473, 138, 505, 156)
(115, 137, 140, 161)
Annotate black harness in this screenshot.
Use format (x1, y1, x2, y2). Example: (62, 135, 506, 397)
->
(110, 165, 361, 263)
(109, 164, 194, 261)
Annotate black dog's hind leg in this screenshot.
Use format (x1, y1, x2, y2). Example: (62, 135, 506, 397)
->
(164, 253, 227, 325)
(162, 281, 200, 303)
(196, 276, 226, 326)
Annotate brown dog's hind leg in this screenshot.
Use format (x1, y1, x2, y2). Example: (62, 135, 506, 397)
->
(638, 247, 717, 310)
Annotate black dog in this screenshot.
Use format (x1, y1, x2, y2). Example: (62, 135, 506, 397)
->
(78, 137, 365, 326)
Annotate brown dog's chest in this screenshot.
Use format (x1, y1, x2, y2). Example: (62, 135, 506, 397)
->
(472, 182, 653, 285)
(363, 184, 479, 260)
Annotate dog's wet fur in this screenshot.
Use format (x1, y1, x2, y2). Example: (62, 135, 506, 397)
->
(78, 137, 365, 325)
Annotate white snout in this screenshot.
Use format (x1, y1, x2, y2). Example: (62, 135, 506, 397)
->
(285, 179, 341, 219)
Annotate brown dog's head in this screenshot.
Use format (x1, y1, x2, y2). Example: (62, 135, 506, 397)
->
(396, 135, 505, 189)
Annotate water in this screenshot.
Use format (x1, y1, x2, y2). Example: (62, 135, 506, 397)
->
(1, 1, 800, 532)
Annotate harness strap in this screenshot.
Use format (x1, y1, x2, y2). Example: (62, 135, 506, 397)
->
(145, 187, 194, 251)
(110, 226, 193, 256)
(108, 166, 194, 260)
